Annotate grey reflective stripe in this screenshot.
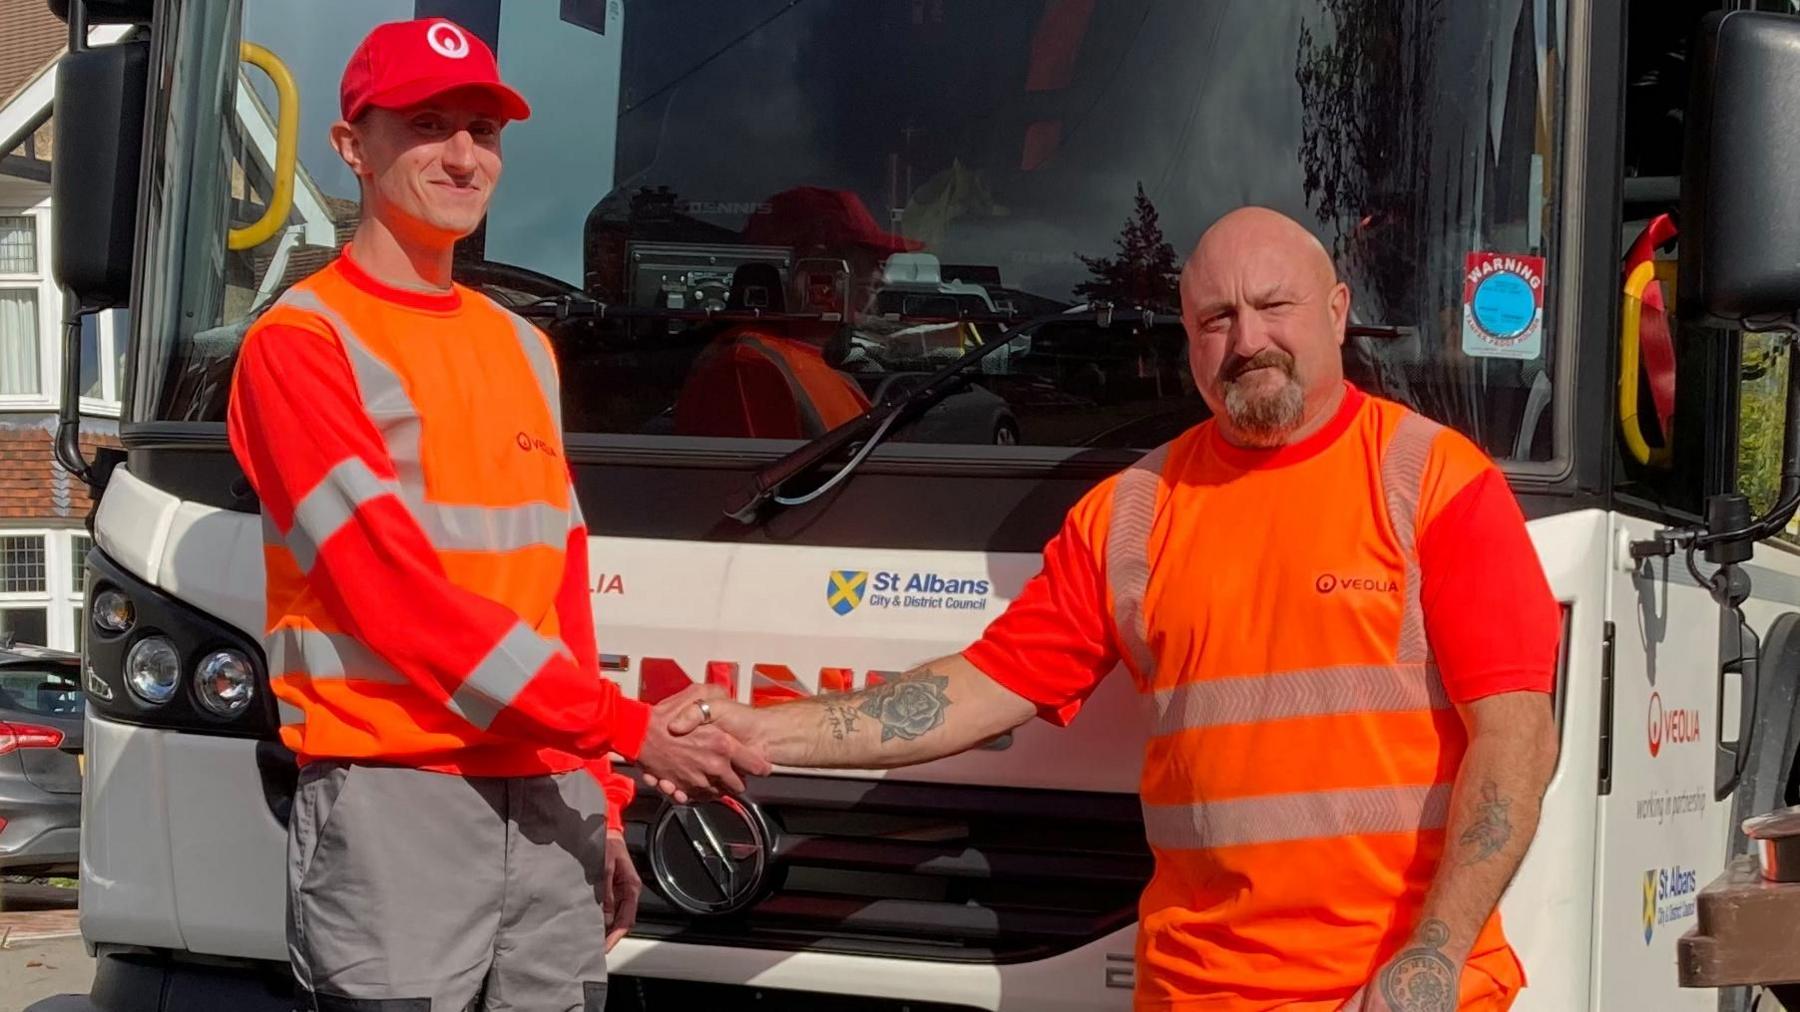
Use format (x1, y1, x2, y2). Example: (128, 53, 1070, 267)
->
(277, 289, 426, 494)
(1105, 443, 1172, 679)
(568, 484, 586, 532)
(265, 627, 406, 685)
(1141, 782, 1454, 850)
(286, 457, 402, 573)
(735, 335, 826, 436)
(501, 309, 563, 433)
(446, 621, 564, 731)
(261, 511, 282, 547)
(1151, 662, 1448, 737)
(277, 699, 305, 725)
(1380, 413, 1443, 663)
(415, 500, 568, 555)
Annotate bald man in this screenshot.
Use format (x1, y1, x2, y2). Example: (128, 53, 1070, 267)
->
(670, 206, 1561, 1012)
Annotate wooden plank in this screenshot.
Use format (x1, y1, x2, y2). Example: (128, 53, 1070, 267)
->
(1677, 856, 1800, 987)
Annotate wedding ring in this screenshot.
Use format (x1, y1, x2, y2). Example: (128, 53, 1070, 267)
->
(696, 699, 714, 725)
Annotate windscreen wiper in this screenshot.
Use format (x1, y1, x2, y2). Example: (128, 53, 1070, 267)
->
(720, 312, 1422, 524)
(516, 291, 1038, 329)
(723, 305, 1167, 525)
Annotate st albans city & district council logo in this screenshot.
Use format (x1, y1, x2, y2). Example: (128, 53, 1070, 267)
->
(1643, 866, 1699, 945)
(828, 569, 992, 616)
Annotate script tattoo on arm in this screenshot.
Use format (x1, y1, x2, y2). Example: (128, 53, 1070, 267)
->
(823, 702, 860, 741)
(843, 670, 951, 744)
(1378, 919, 1458, 1012)
(1456, 780, 1514, 866)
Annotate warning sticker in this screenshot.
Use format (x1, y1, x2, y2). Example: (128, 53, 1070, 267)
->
(1461, 252, 1546, 360)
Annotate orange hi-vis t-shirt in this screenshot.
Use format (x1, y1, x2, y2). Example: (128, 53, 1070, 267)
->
(962, 384, 1561, 1011)
(673, 325, 871, 439)
(227, 251, 647, 828)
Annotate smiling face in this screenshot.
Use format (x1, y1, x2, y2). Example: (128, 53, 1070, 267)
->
(332, 89, 506, 248)
(1179, 207, 1350, 447)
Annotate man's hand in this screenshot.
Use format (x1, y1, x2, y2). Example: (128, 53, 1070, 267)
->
(602, 829, 640, 953)
(1341, 919, 1463, 1011)
(635, 685, 771, 804)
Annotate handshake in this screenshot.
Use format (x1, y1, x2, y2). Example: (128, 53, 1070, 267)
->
(624, 656, 1019, 803)
(631, 685, 769, 804)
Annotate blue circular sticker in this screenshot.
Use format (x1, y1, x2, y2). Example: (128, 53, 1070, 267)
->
(1471, 271, 1535, 339)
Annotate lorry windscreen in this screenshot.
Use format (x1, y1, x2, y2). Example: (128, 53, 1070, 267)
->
(134, 0, 1567, 462)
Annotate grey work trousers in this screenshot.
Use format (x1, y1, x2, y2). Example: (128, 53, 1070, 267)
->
(287, 761, 610, 1011)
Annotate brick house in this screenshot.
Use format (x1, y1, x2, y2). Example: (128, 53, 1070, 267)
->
(0, 2, 129, 652)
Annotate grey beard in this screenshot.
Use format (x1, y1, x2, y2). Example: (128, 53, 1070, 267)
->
(1223, 378, 1305, 447)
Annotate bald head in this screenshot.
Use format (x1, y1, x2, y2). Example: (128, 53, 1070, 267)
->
(1181, 206, 1338, 301)
(1179, 206, 1351, 448)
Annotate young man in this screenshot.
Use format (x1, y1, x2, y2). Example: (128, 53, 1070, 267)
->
(227, 19, 766, 1011)
(668, 207, 1562, 1011)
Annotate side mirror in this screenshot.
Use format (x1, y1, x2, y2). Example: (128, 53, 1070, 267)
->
(1679, 11, 1800, 329)
(46, 0, 152, 24)
(50, 37, 148, 310)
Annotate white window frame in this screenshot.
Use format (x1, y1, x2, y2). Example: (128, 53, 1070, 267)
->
(69, 531, 92, 653)
(0, 204, 57, 409)
(0, 528, 62, 650)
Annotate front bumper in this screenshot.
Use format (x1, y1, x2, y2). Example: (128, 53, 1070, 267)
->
(0, 776, 80, 873)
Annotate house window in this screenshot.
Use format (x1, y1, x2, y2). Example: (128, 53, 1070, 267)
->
(0, 216, 35, 272)
(0, 535, 47, 593)
(0, 212, 48, 399)
(0, 532, 49, 648)
(0, 531, 94, 652)
(70, 534, 91, 653)
(0, 289, 40, 397)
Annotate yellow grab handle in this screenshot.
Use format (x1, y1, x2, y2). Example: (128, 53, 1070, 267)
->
(228, 42, 299, 251)
(1619, 260, 1671, 468)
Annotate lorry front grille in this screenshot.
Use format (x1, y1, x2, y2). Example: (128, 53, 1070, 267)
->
(618, 769, 1152, 964)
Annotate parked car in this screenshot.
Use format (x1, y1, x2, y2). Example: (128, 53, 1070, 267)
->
(0, 643, 83, 876)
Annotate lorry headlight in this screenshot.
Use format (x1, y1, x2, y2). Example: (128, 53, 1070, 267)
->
(93, 589, 134, 634)
(124, 636, 181, 705)
(194, 649, 256, 717)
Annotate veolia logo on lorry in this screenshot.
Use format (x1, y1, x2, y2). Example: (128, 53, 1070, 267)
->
(1646, 691, 1701, 757)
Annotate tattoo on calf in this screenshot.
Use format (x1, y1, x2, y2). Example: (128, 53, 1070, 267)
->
(1378, 919, 1457, 1012)
(855, 671, 951, 743)
(1457, 780, 1514, 866)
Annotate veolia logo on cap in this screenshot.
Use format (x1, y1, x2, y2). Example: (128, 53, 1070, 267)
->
(427, 22, 470, 60)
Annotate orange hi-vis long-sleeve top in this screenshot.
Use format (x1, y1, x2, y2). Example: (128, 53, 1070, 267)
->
(227, 251, 649, 829)
(964, 385, 1562, 1010)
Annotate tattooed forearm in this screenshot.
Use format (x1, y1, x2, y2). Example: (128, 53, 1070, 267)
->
(856, 671, 951, 743)
(760, 654, 1030, 769)
(811, 671, 952, 749)
(1456, 780, 1514, 866)
(1378, 919, 1457, 1012)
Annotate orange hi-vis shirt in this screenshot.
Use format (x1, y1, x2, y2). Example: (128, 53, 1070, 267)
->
(227, 251, 648, 828)
(673, 325, 871, 439)
(963, 385, 1561, 1010)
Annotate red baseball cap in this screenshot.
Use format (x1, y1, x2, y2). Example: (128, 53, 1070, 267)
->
(339, 18, 531, 123)
(742, 187, 924, 256)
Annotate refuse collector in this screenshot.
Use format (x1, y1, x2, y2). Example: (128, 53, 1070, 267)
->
(226, 18, 765, 1011)
(667, 206, 1562, 1012)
